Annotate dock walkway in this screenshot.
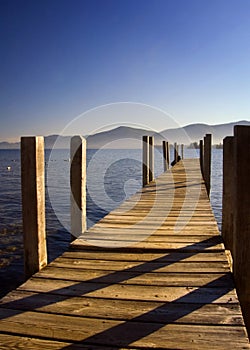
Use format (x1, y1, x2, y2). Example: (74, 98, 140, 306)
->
(0, 159, 249, 349)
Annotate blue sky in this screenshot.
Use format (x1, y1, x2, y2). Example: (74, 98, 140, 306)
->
(1, 0, 250, 141)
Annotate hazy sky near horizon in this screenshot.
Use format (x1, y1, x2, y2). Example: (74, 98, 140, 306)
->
(1, 0, 250, 141)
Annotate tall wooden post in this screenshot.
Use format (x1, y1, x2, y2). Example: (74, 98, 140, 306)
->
(181, 144, 184, 159)
(203, 134, 212, 195)
(70, 136, 86, 240)
(166, 141, 169, 169)
(233, 126, 250, 332)
(142, 136, 149, 187)
(163, 141, 169, 171)
(199, 140, 204, 177)
(149, 136, 154, 182)
(21, 136, 47, 279)
(222, 136, 234, 253)
(174, 142, 178, 163)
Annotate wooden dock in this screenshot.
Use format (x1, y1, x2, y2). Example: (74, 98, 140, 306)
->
(0, 159, 249, 349)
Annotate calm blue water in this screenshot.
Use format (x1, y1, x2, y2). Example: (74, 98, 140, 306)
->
(0, 148, 222, 297)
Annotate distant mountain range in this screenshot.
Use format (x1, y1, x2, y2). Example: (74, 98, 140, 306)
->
(1, 120, 249, 149)
(155, 120, 250, 145)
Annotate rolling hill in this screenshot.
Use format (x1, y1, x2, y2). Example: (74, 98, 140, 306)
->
(0, 120, 249, 149)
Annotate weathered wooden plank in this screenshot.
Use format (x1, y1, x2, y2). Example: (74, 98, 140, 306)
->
(87, 228, 220, 235)
(33, 267, 233, 288)
(49, 258, 230, 273)
(0, 308, 248, 349)
(87, 222, 219, 229)
(72, 239, 225, 252)
(97, 217, 218, 224)
(0, 334, 115, 350)
(87, 227, 220, 235)
(17, 277, 238, 304)
(61, 250, 229, 262)
(105, 212, 216, 218)
(0, 290, 244, 326)
(108, 212, 216, 219)
(80, 233, 220, 243)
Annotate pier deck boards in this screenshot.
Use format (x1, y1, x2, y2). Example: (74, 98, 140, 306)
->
(0, 159, 249, 349)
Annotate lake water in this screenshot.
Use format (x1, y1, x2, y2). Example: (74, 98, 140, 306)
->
(0, 148, 222, 297)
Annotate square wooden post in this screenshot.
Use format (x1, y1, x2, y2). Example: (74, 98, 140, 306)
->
(70, 136, 86, 240)
(163, 141, 169, 172)
(149, 136, 154, 182)
(142, 136, 149, 187)
(21, 136, 47, 279)
(174, 142, 178, 163)
(233, 126, 250, 333)
(199, 139, 204, 177)
(222, 136, 234, 253)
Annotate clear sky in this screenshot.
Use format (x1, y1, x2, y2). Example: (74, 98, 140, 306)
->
(1, 0, 250, 141)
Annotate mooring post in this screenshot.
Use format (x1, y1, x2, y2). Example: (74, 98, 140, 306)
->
(142, 136, 149, 187)
(70, 135, 86, 240)
(166, 141, 170, 169)
(174, 142, 178, 163)
(149, 136, 154, 182)
(199, 139, 204, 177)
(222, 136, 234, 253)
(203, 134, 212, 195)
(233, 126, 250, 332)
(21, 136, 47, 279)
(162, 140, 169, 171)
(181, 144, 184, 159)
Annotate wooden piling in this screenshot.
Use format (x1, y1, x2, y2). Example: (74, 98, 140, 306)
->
(199, 140, 204, 177)
(70, 136, 86, 240)
(203, 134, 212, 195)
(174, 142, 178, 163)
(181, 144, 184, 159)
(21, 136, 47, 279)
(142, 136, 149, 186)
(222, 136, 234, 253)
(162, 141, 169, 171)
(149, 136, 154, 182)
(166, 141, 169, 168)
(233, 125, 250, 333)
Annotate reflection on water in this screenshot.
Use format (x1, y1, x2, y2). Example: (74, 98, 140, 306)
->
(0, 148, 222, 297)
